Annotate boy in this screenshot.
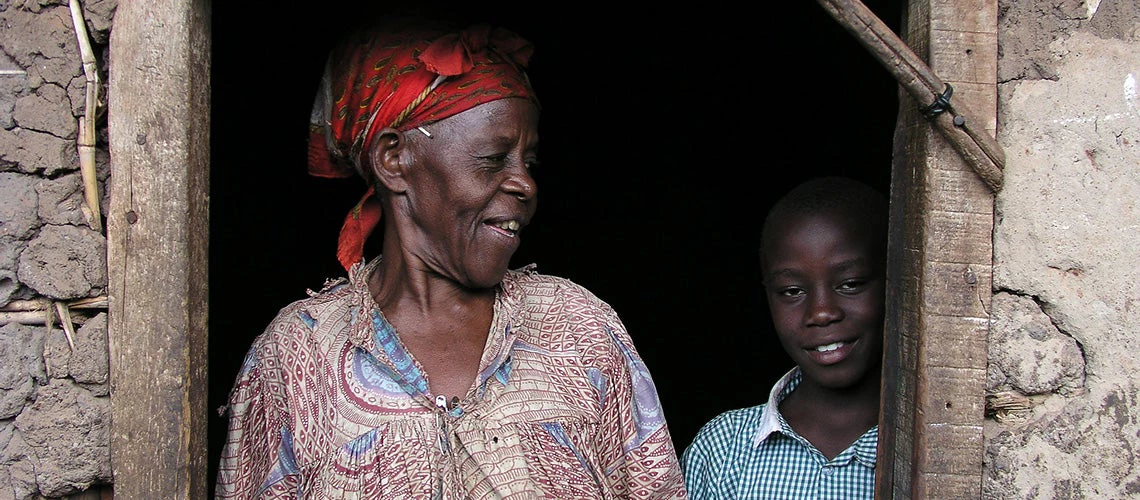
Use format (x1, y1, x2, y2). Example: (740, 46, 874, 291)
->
(681, 176, 887, 499)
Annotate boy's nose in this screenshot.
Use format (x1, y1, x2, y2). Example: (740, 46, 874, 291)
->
(806, 294, 844, 326)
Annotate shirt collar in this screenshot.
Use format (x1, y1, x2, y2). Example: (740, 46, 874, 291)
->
(344, 257, 535, 343)
(753, 366, 802, 448)
(342, 257, 534, 395)
(851, 424, 879, 468)
(346, 257, 383, 351)
(752, 366, 879, 468)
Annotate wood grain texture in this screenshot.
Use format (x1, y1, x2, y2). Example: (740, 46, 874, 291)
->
(877, 0, 995, 498)
(918, 423, 985, 475)
(924, 212, 995, 262)
(929, 1, 998, 33)
(922, 315, 989, 369)
(929, 31, 998, 85)
(924, 165, 995, 214)
(106, 0, 211, 498)
(913, 472, 988, 499)
(919, 366, 988, 424)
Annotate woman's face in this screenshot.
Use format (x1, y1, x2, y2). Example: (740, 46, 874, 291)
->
(399, 98, 540, 289)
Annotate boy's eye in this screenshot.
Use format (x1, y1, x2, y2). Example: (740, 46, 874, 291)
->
(777, 287, 805, 298)
(837, 279, 868, 293)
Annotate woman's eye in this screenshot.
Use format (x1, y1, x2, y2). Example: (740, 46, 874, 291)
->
(475, 154, 509, 171)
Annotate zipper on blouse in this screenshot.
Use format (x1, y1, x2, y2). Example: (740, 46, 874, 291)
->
(433, 395, 453, 499)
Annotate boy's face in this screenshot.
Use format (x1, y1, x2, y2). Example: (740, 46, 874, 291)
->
(762, 211, 885, 390)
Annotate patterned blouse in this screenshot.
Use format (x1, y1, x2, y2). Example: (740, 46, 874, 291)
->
(216, 258, 687, 499)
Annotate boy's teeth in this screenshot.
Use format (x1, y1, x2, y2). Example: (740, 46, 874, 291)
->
(815, 342, 843, 352)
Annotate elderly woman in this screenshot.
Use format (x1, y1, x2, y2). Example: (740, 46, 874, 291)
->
(215, 18, 687, 499)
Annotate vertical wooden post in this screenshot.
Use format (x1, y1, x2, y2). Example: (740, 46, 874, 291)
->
(878, 0, 995, 497)
(107, 0, 211, 497)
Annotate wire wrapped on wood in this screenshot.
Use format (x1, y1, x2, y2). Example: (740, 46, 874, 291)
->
(816, 0, 1005, 192)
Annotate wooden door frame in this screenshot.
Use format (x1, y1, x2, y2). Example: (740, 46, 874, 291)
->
(107, 0, 211, 498)
(102, 0, 995, 497)
(876, 0, 996, 498)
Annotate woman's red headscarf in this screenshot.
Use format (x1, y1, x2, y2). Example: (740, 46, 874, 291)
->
(308, 20, 538, 271)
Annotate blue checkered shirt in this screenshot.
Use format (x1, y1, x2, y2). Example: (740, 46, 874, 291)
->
(681, 367, 877, 499)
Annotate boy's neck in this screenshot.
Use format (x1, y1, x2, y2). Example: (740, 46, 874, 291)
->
(790, 369, 881, 412)
(778, 369, 881, 460)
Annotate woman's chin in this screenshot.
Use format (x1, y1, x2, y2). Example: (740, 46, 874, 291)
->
(460, 266, 510, 290)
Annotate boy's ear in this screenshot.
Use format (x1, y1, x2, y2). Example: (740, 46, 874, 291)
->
(368, 127, 409, 194)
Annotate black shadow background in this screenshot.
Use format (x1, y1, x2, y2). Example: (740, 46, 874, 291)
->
(210, 0, 901, 489)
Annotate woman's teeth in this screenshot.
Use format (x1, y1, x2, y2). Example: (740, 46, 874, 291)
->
(815, 342, 844, 352)
(495, 220, 520, 232)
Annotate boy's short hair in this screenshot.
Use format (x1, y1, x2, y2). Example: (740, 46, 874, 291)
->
(759, 176, 889, 270)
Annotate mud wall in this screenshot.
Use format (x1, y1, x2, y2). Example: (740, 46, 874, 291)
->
(0, 1, 115, 498)
(987, 0, 1140, 497)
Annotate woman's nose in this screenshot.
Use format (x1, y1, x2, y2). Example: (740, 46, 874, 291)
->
(503, 166, 537, 201)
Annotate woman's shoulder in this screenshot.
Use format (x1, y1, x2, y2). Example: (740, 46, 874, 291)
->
(252, 277, 359, 346)
(275, 277, 354, 319)
(503, 266, 632, 355)
(505, 265, 609, 308)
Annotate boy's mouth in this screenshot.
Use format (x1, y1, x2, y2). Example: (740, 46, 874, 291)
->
(814, 341, 847, 353)
(806, 339, 858, 365)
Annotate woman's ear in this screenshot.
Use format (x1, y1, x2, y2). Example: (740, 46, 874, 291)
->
(368, 127, 409, 194)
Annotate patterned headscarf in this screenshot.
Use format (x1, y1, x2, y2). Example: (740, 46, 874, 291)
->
(308, 19, 538, 271)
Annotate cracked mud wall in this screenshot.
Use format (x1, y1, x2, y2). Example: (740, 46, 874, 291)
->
(0, 0, 115, 498)
(987, 0, 1140, 497)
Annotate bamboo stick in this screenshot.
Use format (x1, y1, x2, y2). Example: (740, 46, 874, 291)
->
(0, 308, 96, 327)
(0, 309, 52, 326)
(69, 0, 103, 233)
(0, 295, 108, 312)
(0, 295, 106, 327)
(54, 301, 77, 351)
(816, 0, 1005, 192)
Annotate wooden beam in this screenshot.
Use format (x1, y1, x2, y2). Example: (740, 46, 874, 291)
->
(877, 0, 995, 497)
(816, 0, 1004, 193)
(106, 0, 210, 497)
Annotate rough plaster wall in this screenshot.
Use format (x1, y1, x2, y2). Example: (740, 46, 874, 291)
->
(0, 0, 115, 498)
(988, 0, 1140, 497)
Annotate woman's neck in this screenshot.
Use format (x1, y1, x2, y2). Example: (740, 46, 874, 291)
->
(367, 253, 494, 317)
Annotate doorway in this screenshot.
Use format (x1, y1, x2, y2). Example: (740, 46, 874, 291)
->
(207, 0, 903, 490)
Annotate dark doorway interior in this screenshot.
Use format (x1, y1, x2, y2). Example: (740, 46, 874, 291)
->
(210, 0, 902, 489)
